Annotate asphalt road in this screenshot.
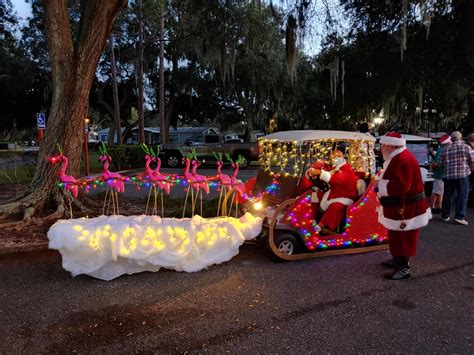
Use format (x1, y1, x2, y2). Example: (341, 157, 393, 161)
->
(1, 210, 473, 354)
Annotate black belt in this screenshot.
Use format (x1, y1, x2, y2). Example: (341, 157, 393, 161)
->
(379, 192, 425, 207)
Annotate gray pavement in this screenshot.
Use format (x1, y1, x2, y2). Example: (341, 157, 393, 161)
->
(0, 210, 473, 353)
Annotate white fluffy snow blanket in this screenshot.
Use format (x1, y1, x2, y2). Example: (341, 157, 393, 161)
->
(48, 213, 262, 280)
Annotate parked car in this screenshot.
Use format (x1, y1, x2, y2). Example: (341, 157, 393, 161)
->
(161, 134, 259, 168)
(375, 134, 434, 188)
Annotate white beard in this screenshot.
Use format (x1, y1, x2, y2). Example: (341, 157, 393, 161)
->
(382, 152, 391, 161)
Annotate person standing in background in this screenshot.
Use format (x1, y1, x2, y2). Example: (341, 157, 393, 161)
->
(430, 135, 452, 214)
(440, 131, 473, 225)
(467, 133, 474, 153)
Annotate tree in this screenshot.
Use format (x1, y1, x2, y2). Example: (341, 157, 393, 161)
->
(136, 0, 145, 144)
(1, 0, 127, 220)
(0, 0, 50, 136)
(316, 0, 473, 131)
(109, 33, 123, 145)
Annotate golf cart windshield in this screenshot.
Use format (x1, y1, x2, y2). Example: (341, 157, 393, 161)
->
(258, 130, 377, 177)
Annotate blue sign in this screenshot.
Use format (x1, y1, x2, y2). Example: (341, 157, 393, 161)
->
(37, 113, 46, 129)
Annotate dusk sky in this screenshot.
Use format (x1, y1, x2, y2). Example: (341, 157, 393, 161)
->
(11, 0, 31, 21)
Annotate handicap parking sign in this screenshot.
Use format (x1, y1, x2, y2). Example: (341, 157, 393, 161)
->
(37, 113, 46, 129)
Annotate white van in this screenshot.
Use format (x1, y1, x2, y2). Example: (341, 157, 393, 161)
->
(376, 134, 434, 184)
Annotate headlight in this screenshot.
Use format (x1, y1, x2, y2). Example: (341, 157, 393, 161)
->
(253, 201, 263, 211)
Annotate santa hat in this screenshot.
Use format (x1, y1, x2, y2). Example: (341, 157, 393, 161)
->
(380, 132, 406, 146)
(438, 134, 451, 145)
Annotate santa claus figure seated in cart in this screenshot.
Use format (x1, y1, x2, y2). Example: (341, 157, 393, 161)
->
(283, 149, 360, 235)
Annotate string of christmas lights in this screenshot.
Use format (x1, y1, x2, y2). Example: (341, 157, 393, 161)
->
(56, 171, 282, 203)
(282, 185, 387, 251)
(258, 139, 376, 177)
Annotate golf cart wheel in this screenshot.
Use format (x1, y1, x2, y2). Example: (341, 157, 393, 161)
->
(267, 231, 299, 262)
(166, 151, 181, 168)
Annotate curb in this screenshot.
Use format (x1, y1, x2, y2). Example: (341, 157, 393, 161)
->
(0, 241, 49, 258)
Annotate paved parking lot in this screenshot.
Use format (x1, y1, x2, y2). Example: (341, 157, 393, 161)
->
(0, 210, 472, 353)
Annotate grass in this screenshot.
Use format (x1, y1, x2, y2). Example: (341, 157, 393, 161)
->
(0, 164, 35, 184)
(80, 151, 102, 175)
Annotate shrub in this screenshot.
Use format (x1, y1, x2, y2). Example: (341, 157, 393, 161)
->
(126, 145, 145, 169)
(108, 146, 128, 171)
(107, 145, 146, 170)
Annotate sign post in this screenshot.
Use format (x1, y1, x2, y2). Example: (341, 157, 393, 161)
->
(84, 118, 90, 176)
(36, 113, 46, 141)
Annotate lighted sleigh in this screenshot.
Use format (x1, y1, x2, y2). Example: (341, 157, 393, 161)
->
(243, 130, 388, 261)
(47, 144, 263, 280)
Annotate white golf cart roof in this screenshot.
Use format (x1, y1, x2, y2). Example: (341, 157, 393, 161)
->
(375, 134, 432, 142)
(401, 134, 432, 142)
(260, 130, 376, 145)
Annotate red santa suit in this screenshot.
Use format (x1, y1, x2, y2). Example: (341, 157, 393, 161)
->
(318, 160, 359, 231)
(281, 160, 328, 228)
(377, 144, 432, 257)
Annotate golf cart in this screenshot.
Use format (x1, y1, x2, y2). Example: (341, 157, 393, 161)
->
(244, 130, 388, 262)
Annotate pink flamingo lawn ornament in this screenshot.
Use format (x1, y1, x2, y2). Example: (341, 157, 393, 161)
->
(98, 143, 125, 215)
(225, 154, 247, 217)
(141, 144, 171, 216)
(213, 152, 232, 216)
(179, 148, 201, 217)
(190, 149, 210, 216)
(49, 144, 78, 218)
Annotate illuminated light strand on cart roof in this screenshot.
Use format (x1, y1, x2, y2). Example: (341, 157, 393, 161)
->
(258, 140, 375, 178)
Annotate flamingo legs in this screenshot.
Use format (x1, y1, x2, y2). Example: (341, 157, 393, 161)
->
(182, 186, 196, 217)
(217, 185, 226, 216)
(221, 188, 241, 217)
(192, 188, 203, 216)
(102, 185, 120, 215)
(145, 184, 165, 216)
(63, 190, 74, 219)
(182, 184, 204, 217)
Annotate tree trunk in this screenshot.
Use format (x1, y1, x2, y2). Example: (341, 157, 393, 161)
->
(137, 0, 145, 144)
(158, 4, 167, 144)
(0, 0, 127, 220)
(107, 119, 116, 146)
(109, 33, 123, 145)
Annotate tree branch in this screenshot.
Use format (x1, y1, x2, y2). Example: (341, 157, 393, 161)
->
(76, 1, 128, 82)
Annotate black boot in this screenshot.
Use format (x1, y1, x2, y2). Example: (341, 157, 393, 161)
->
(384, 257, 410, 280)
(384, 267, 410, 280)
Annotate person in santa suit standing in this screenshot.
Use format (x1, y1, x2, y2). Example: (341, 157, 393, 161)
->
(376, 132, 432, 280)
